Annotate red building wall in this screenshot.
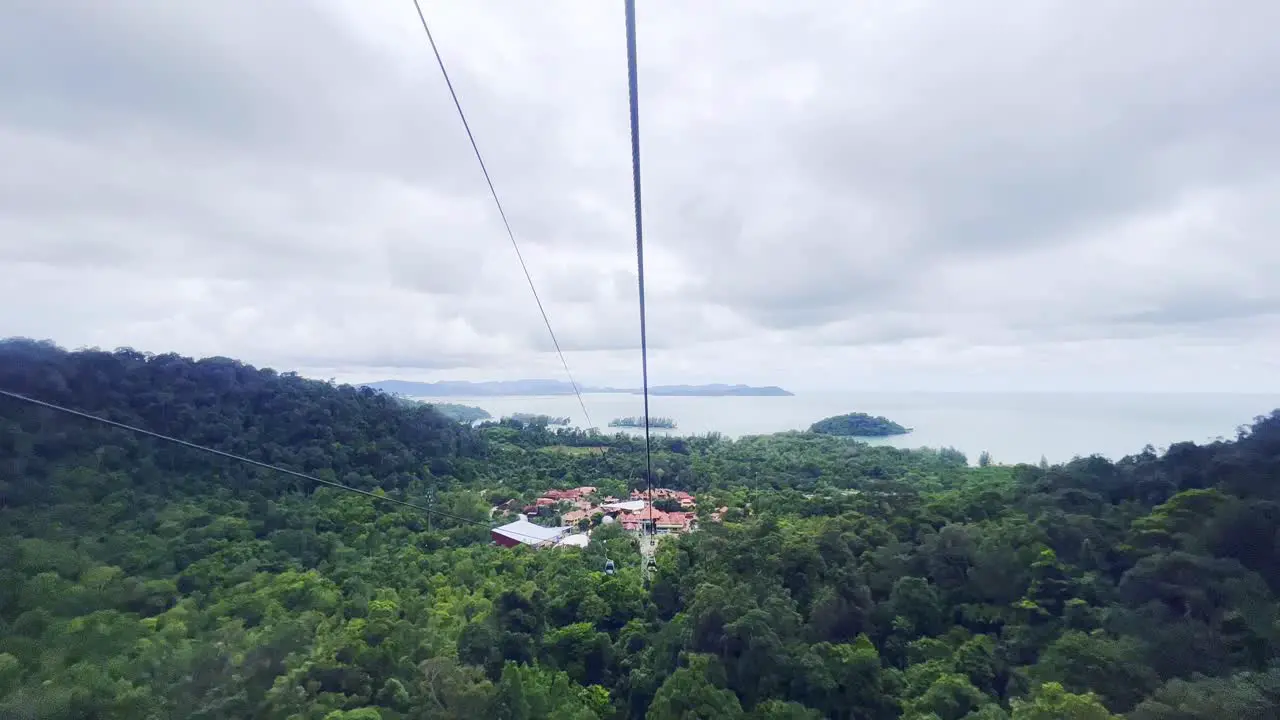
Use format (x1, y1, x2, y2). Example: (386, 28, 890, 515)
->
(491, 530, 522, 548)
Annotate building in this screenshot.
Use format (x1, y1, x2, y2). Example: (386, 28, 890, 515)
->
(511, 485, 710, 545)
(617, 514, 646, 532)
(491, 516, 571, 549)
(561, 508, 602, 526)
(556, 534, 590, 548)
(631, 488, 696, 509)
(651, 510, 696, 534)
(542, 486, 598, 502)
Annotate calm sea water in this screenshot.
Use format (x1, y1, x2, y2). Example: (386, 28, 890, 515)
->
(421, 392, 1280, 465)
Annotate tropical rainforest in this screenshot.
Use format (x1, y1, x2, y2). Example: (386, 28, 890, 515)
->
(1, 338, 1278, 719)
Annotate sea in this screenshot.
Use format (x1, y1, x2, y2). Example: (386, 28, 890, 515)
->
(419, 392, 1280, 465)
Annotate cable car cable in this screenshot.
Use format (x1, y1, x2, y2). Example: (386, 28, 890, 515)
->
(0, 389, 559, 546)
(408, 0, 595, 432)
(623, 0, 656, 536)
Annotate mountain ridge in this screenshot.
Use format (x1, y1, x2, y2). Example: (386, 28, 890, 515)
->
(364, 378, 795, 397)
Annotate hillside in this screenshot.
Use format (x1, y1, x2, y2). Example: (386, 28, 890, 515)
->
(2, 339, 1279, 718)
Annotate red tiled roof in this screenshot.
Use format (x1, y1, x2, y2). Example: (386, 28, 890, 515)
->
(541, 487, 599, 502)
(633, 487, 697, 501)
(650, 510, 695, 529)
(561, 508, 602, 525)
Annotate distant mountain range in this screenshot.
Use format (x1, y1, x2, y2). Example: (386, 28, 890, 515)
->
(364, 379, 794, 397)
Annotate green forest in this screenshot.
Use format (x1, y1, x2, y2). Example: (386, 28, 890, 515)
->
(504, 414, 573, 427)
(1, 339, 1279, 719)
(428, 405, 492, 424)
(810, 413, 911, 438)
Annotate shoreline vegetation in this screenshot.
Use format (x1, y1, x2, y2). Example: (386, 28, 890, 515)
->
(810, 411, 912, 437)
(609, 415, 678, 429)
(426, 402, 492, 423)
(504, 413, 571, 426)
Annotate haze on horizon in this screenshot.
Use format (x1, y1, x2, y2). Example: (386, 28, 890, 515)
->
(3, 1, 1279, 395)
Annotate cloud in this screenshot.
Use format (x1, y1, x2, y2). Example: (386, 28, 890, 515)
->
(2, 0, 1279, 392)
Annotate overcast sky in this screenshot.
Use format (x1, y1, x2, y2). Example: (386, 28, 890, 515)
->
(3, 0, 1279, 393)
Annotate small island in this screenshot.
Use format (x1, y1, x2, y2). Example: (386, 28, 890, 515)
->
(429, 403, 492, 423)
(506, 413, 572, 426)
(609, 416, 677, 429)
(810, 412, 911, 437)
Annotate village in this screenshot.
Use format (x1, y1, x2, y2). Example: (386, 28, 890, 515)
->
(489, 485, 724, 550)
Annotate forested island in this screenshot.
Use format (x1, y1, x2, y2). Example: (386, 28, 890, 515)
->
(811, 411, 912, 437)
(428, 402, 492, 423)
(3, 336, 1280, 718)
(609, 415, 677, 429)
(364, 379, 793, 397)
(504, 412, 571, 426)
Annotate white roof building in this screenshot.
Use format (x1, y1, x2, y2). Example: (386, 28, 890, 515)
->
(491, 516, 570, 548)
(601, 499, 647, 513)
(556, 534, 590, 548)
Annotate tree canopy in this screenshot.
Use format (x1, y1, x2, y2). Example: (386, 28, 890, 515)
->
(1, 338, 1278, 718)
(810, 412, 911, 437)
(429, 404, 492, 423)
(504, 413, 572, 426)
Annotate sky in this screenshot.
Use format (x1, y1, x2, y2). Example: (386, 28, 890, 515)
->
(3, 0, 1280, 393)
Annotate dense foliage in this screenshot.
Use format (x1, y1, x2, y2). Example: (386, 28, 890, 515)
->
(503, 414, 572, 427)
(2, 339, 1279, 719)
(811, 412, 911, 437)
(429, 404, 492, 423)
